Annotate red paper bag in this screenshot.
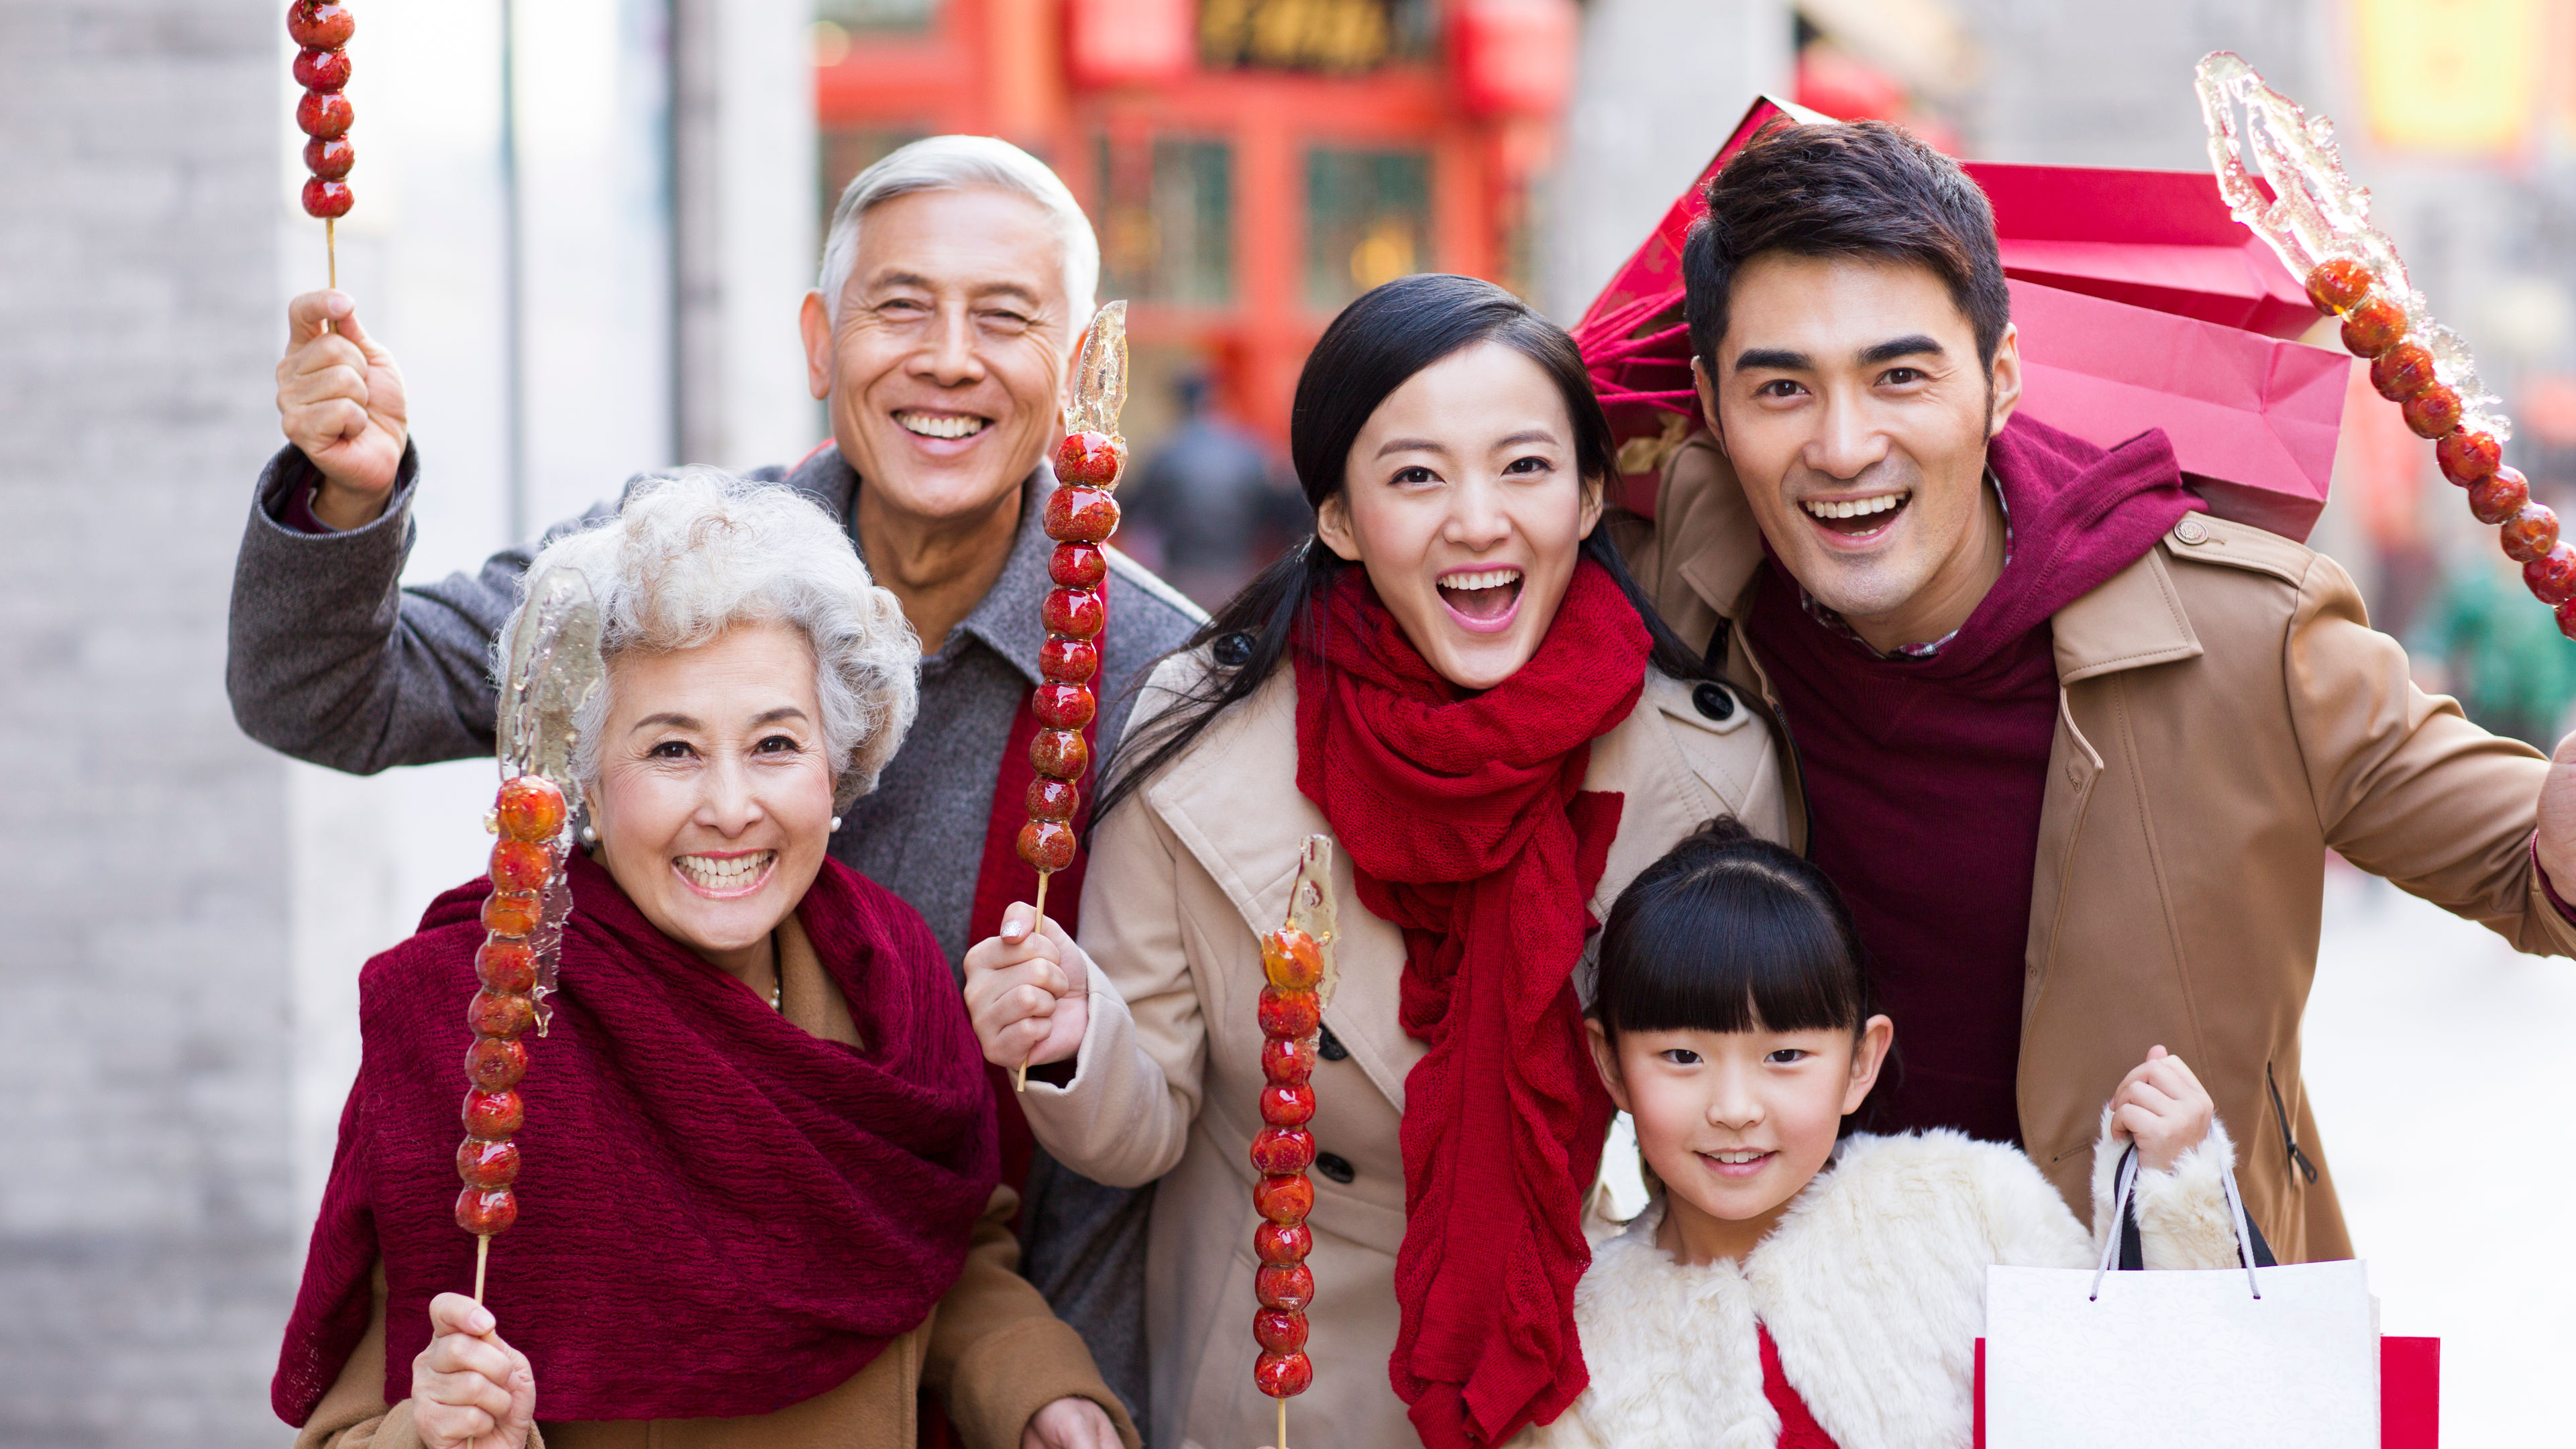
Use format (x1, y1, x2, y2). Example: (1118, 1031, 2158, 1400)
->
(1973, 1336, 2439, 1446)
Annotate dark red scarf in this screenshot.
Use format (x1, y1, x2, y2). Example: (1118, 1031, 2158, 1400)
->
(1291, 560, 1647, 1448)
(273, 851, 1000, 1425)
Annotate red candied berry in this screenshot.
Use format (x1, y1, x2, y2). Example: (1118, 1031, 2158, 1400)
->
(465, 1035, 529, 1092)
(292, 46, 352, 91)
(304, 136, 355, 180)
(1253, 1174, 1313, 1223)
(1259, 1082, 1316, 1128)
(1044, 487, 1120, 545)
(1026, 775, 1081, 822)
(2305, 258, 2374, 313)
(1254, 1260, 1316, 1309)
(1055, 430, 1124, 486)
(1032, 682, 1097, 731)
(2526, 543, 2576, 607)
(476, 937, 537, 994)
(490, 838, 554, 894)
(1255, 1220, 1313, 1266)
(2469, 467, 2531, 526)
(454, 1186, 519, 1237)
(2402, 384, 2463, 439)
(1040, 636, 1099, 685)
(2438, 430, 2502, 487)
(468, 987, 536, 1040)
(287, 0, 357, 49)
(1017, 818, 1077, 873)
(1050, 542, 1108, 590)
(1250, 1127, 1317, 1175)
(462, 1088, 525, 1139)
(2500, 504, 2561, 564)
(2368, 341, 2438, 401)
(482, 890, 543, 936)
(1043, 586, 1105, 640)
(1030, 728, 1090, 781)
(457, 1136, 520, 1189)
(1260, 928, 1324, 989)
(2558, 597, 2576, 642)
(296, 89, 354, 139)
(1254, 1350, 1313, 1397)
(301, 178, 353, 219)
(1258, 986, 1320, 1039)
(2339, 295, 2406, 357)
(1252, 1306, 1309, 1353)
(495, 775, 568, 841)
(1262, 1035, 1317, 1086)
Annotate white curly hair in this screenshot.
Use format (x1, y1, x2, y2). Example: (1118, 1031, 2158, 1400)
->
(499, 470, 920, 811)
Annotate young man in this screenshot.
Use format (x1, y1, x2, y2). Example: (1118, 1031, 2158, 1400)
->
(1627, 119, 2576, 1262)
(229, 136, 1198, 1430)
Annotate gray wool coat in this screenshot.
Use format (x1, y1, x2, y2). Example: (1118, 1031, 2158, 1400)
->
(227, 441, 1208, 1433)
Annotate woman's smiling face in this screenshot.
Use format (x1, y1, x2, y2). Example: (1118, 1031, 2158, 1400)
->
(1316, 341, 1605, 692)
(589, 619, 839, 981)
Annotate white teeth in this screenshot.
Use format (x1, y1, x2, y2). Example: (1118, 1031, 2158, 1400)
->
(1803, 492, 1907, 521)
(1707, 1149, 1770, 1164)
(896, 411, 986, 439)
(1441, 568, 1523, 591)
(676, 851, 775, 891)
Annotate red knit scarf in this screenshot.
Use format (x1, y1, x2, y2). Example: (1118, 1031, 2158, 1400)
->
(1291, 560, 1647, 1447)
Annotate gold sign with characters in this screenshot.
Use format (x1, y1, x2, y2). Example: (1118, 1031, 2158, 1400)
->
(1201, 0, 1397, 73)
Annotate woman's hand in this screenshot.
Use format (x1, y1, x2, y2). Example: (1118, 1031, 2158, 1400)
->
(1021, 1395, 1122, 1448)
(963, 905, 1091, 1071)
(2109, 1045, 2215, 1173)
(411, 1293, 536, 1449)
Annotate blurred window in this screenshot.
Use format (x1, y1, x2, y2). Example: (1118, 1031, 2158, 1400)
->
(820, 129, 930, 224)
(1199, 0, 1433, 72)
(1096, 136, 1236, 307)
(816, 0, 942, 33)
(1305, 146, 1430, 313)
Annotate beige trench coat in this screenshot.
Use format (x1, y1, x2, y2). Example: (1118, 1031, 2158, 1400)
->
(1020, 650, 1786, 1449)
(1625, 432, 2576, 1264)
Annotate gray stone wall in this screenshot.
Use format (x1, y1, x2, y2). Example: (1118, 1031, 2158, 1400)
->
(0, 1, 294, 1443)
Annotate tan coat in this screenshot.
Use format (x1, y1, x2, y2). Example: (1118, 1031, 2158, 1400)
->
(292, 918, 1139, 1449)
(1625, 432, 2576, 1264)
(1020, 651, 1788, 1449)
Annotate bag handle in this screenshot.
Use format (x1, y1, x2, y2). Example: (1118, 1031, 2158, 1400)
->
(2088, 1143, 2264, 1303)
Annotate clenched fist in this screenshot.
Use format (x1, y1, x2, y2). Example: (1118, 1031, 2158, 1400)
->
(276, 288, 408, 529)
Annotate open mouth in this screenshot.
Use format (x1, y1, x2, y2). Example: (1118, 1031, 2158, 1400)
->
(1698, 1148, 1778, 1179)
(894, 409, 989, 441)
(674, 849, 777, 898)
(1801, 490, 1911, 538)
(1436, 567, 1523, 629)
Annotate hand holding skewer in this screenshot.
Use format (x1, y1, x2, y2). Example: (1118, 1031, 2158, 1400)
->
(963, 904, 1093, 1079)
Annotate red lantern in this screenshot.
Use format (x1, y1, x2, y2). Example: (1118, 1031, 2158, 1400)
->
(1453, 0, 1578, 120)
(1065, 0, 1193, 87)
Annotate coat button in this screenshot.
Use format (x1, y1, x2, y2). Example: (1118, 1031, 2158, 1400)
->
(2174, 517, 2209, 545)
(1316, 1025, 1349, 1061)
(1691, 682, 1735, 721)
(1313, 1152, 1355, 1184)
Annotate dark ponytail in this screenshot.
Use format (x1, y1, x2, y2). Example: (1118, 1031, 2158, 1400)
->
(1093, 273, 1711, 826)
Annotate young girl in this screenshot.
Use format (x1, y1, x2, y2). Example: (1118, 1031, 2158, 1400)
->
(1525, 820, 2243, 1449)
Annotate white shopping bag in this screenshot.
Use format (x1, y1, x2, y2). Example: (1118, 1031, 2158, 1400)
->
(1982, 1151, 2379, 1447)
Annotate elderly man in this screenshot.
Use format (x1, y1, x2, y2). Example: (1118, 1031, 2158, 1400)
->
(1628, 118, 2576, 1266)
(229, 136, 1197, 1431)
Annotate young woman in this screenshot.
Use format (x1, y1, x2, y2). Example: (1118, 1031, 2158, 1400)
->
(961, 274, 1788, 1449)
(1527, 819, 2243, 1448)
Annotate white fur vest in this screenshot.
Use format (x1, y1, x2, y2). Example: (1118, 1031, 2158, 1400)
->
(1522, 1121, 2240, 1449)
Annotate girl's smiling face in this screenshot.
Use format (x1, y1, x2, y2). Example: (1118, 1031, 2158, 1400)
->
(1589, 1012, 1894, 1265)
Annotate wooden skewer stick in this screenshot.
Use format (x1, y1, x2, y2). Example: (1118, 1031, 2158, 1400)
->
(1015, 872, 1055, 1092)
(1277, 1395, 1287, 1449)
(472, 1234, 490, 1304)
(327, 217, 337, 290)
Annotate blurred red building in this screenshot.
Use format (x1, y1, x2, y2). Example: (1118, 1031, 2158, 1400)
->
(813, 0, 1574, 445)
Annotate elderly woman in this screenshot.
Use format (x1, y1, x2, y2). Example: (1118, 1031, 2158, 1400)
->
(273, 474, 1136, 1449)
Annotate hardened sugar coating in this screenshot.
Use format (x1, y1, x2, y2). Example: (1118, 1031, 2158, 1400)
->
(496, 564, 606, 1019)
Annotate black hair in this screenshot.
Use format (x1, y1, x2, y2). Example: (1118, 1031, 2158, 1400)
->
(1093, 272, 1711, 826)
(1682, 119, 2013, 378)
(1593, 817, 1876, 1040)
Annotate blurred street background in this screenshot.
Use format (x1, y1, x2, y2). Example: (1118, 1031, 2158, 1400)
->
(5, 0, 2575, 1440)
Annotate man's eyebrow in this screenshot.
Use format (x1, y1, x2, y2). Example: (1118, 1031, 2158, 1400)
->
(1732, 347, 1813, 372)
(971, 281, 1045, 307)
(1859, 335, 1947, 366)
(866, 270, 936, 292)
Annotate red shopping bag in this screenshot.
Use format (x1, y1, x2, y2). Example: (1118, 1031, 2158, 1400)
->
(1570, 96, 2350, 540)
(1972, 1336, 2440, 1446)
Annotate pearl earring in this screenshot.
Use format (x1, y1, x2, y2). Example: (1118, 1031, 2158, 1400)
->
(829, 816, 843, 833)
(580, 824, 599, 845)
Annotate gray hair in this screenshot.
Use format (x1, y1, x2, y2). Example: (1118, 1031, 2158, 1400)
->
(816, 135, 1099, 342)
(502, 471, 921, 812)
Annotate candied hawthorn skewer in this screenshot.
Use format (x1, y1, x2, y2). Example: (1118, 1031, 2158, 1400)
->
(288, 1, 358, 285)
(455, 773, 567, 1301)
(1249, 838, 1337, 1448)
(1014, 303, 1128, 1091)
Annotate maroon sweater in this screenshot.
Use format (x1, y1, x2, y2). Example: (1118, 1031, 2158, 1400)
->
(1741, 415, 2203, 1144)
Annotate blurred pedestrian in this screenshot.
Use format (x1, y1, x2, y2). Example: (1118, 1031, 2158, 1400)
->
(1118, 372, 1301, 608)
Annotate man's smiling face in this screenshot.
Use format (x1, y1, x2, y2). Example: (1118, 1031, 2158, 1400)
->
(1698, 252, 2022, 651)
(806, 185, 1074, 527)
